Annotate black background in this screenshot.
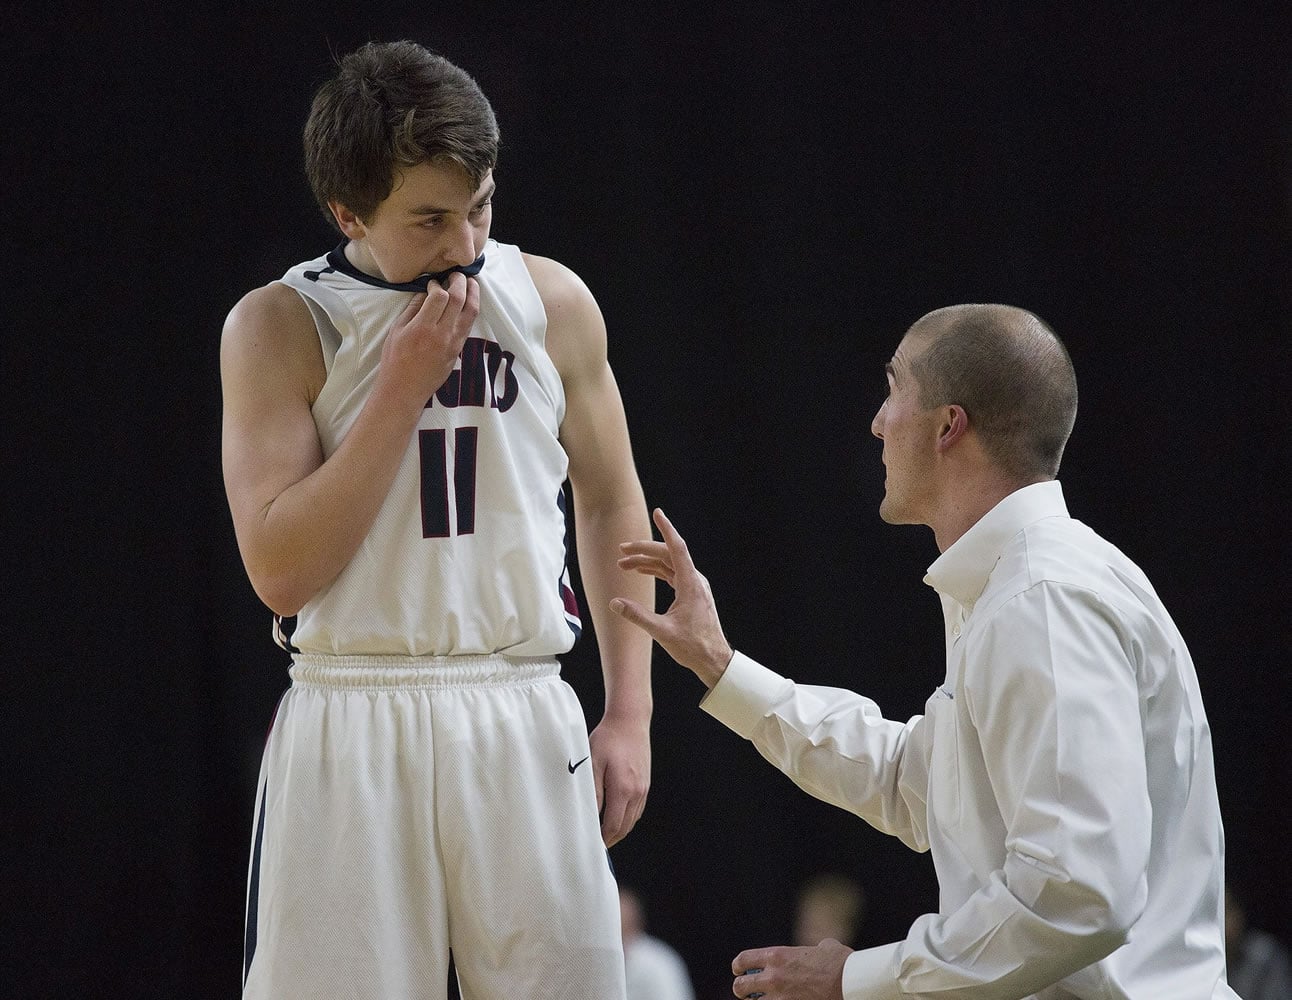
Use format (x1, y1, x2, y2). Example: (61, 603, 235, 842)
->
(6, 5, 1290, 997)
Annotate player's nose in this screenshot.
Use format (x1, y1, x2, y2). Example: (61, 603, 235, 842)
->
(445, 219, 477, 268)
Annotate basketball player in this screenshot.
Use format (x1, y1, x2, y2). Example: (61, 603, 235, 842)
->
(220, 41, 652, 999)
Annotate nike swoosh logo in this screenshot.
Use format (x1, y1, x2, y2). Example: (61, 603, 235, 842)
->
(568, 756, 590, 774)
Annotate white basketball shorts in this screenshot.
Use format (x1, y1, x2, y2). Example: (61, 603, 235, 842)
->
(242, 653, 626, 999)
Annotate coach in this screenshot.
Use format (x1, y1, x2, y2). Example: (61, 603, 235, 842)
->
(611, 304, 1237, 999)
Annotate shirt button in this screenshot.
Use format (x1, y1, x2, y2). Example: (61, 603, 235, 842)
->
(952, 624, 961, 637)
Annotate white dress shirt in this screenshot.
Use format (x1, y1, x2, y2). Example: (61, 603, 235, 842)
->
(702, 481, 1237, 999)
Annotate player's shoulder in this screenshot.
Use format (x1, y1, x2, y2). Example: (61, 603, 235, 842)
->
(220, 280, 323, 388)
(521, 252, 597, 310)
(223, 281, 314, 349)
(520, 252, 604, 347)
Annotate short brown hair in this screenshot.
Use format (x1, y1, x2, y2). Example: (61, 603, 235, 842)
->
(304, 40, 500, 228)
(910, 305, 1078, 480)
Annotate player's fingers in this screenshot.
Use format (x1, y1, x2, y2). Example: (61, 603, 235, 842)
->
(626, 786, 648, 837)
(463, 273, 480, 308)
(602, 770, 651, 847)
(606, 801, 645, 848)
(624, 795, 642, 834)
(407, 288, 450, 331)
(426, 271, 468, 323)
(395, 291, 429, 328)
(599, 782, 631, 847)
(441, 268, 468, 298)
(592, 751, 605, 816)
(593, 758, 637, 847)
(442, 271, 478, 325)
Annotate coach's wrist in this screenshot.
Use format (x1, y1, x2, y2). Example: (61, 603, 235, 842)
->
(693, 642, 735, 689)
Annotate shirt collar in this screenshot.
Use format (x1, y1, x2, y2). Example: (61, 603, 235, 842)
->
(923, 480, 1069, 608)
(325, 242, 487, 292)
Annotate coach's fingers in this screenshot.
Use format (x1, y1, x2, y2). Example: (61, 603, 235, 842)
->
(651, 509, 695, 571)
(733, 947, 778, 978)
(618, 538, 672, 571)
(616, 553, 675, 587)
(604, 599, 666, 638)
(618, 538, 670, 559)
(616, 551, 670, 571)
(608, 598, 667, 642)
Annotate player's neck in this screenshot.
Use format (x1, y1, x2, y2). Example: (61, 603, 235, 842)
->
(343, 239, 386, 281)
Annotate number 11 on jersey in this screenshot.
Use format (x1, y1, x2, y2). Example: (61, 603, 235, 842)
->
(418, 427, 478, 538)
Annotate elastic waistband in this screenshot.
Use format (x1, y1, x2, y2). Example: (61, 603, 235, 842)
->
(289, 653, 561, 690)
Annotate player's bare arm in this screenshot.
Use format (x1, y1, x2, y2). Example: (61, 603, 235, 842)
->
(526, 252, 652, 847)
(220, 274, 479, 614)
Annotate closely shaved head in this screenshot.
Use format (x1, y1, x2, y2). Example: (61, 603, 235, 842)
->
(907, 304, 1077, 481)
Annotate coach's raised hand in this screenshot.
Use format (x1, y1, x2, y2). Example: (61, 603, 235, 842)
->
(611, 509, 735, 689)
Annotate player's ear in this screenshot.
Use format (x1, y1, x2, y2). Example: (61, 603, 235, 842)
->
(329, 201, 367, 240)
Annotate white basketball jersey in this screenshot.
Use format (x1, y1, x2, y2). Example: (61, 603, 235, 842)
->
(276, 239, 582, 657)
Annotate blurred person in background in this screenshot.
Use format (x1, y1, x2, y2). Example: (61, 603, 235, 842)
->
(1226, 884, 1292, 1000)
(620, 885, 696, 1000)
(793, 873, 867, 949)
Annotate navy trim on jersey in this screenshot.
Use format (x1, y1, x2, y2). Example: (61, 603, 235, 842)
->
(324, 242, 486, 292)
(243, 784, 269, 984)
(273, 614, 300, 654)
(557, 488, 582, 640)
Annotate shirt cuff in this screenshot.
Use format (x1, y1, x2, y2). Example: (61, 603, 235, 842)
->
(842, 943, 903, 999)
(698, 650, 790, 738)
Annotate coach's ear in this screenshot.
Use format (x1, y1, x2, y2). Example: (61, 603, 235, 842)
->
(936, 404, 969, 453)
(329, 201, 367, 240)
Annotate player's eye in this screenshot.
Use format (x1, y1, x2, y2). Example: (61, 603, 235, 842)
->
(470, 201, 491, 217)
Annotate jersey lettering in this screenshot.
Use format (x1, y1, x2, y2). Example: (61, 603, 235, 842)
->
(419, 336, 515, 538)
(429, 337, 518, 412)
